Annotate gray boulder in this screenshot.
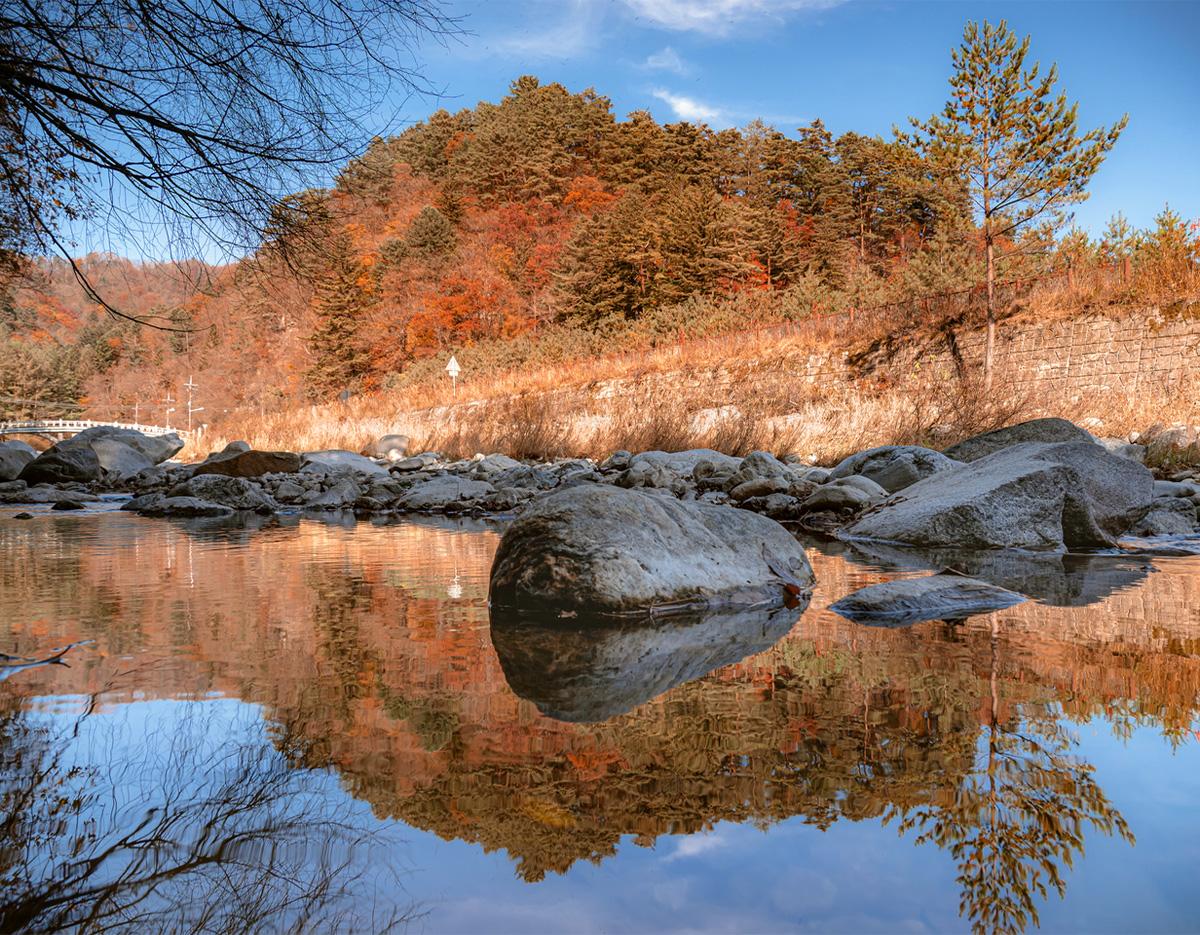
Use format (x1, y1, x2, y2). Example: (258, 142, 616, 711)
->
(391, 452, 442, 472)
(169, 475, 278, 512)
(138, 496, 235, 518)
(0, 442, 37, 481)
(301, 449, 389, 477)
(19, 444, 102, 484)
(303, 477, 363, 509)
(396, 475, 495, 511)
(219, 440, 252, 454)
(801, 476, 887, 513)
(943, 418, 1094, 463)
(1095, 437, 1146, 462)
(470, 453, 523, 476)
(1, 485, 100, 504)
(89, 437, 154, 479)
(488, 484, 814, 616)
(829, 574, 1025, 626)
(729, 476, 789, 502)
(1128, 499, 1198, 537)
(372, 434, 410, 461)
(829, 445, 961, 493)
(846, 441, 1153, 550)
(70, 426, 183, 464)
(630, 449, 741, 474)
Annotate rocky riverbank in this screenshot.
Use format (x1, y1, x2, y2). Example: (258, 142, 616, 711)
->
(4, 418, 1198, 621)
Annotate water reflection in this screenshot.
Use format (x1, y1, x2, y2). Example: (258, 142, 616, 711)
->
(491, 603, 804, 722)
(1, 510, 1198, 933)
(0, 689, 416, 933)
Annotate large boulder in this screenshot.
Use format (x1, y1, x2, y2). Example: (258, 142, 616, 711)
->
(829, 445, 961, 493)
(88, 437, 154, 479)
(0, 441, 37, 481)
(396, 475, 495, 511)
(845, 441, 1153, 550)
(488, 485, 814, 616)
(191, 449, 301, 478)
(69, 426, 183, 464)
(301, 449, 389, 477)
(629, 449, 741, 474)
(18, 444, 102, 484)
(168, 474, 279, 512)
(138, 496, 235, 518)
(829, 573, 1025, 627)
(372, 434, 410, 461)
(943, 418, 1094, 463)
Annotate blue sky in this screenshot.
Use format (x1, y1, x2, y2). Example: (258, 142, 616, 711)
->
(402, 0, 1200, 235)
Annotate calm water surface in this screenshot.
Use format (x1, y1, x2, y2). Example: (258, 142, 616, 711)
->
(1, 506, 1198, 933)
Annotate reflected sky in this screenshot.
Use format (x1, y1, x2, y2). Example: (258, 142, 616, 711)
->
(1, 508, 1198, 933)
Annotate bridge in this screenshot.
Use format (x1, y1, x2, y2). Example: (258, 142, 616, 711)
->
(0, 420, 188, 441)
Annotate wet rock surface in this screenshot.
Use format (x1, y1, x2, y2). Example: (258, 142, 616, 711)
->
(828, 573, 1026, 626)
(488, 485, 813, 616)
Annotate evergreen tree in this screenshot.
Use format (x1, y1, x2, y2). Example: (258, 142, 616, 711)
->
(1098, 212, 1139, 266)
(404, 206, 457, 259)
(305, 235, 370, 399)
(907, 20, 1126, 385)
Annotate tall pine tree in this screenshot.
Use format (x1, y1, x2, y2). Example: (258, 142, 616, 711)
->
(908, 20, 1125, 385)
(305, 234, 370, 400)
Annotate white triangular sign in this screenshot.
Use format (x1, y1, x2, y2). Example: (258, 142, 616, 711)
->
(446, 355, 461, 378)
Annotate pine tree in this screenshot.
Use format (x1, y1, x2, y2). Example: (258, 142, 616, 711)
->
(907, 20, 1126, 386)
(305, 235, 370, 399)
(404, 206, 457, 259)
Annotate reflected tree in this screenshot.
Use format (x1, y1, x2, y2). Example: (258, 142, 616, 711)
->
(0, 689, 419, 933)
(889, 618, 1134, 934)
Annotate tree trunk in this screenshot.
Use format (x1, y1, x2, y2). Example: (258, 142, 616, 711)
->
(984, 235, 996, 390)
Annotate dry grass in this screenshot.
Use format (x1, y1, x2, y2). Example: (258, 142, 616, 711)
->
(191, 366, 1200, 470)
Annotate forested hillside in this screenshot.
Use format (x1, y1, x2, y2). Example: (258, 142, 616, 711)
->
(1, 76, 1193, 425)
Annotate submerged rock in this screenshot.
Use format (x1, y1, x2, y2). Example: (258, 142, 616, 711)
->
(832, 539, 1152, 608)
(491, 602, 802, 723)
(845, 441, 1153, 550)
(829, 573, 1025, 626)
(488, 485, 813, 615)
(943, 417, 1094, 463)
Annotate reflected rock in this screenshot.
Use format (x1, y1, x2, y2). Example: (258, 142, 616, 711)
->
(491, 601, 805, 723)
(829, 573, 1025, 627)
(836, 540, 1152, 607)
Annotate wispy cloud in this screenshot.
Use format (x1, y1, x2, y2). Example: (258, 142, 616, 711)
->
(622, 0, 844, 36)
(491, 0, 602, 58)
(663, 830, 730, 861)
(640, 46, 694, 76)
(651, 88, 724, 123)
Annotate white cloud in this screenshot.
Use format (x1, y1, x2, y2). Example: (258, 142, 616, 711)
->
(641, 46, 693, 76)
(663, 830, 730, 861)
(622, 0, 843, 36)
(652, 88, 723, 123)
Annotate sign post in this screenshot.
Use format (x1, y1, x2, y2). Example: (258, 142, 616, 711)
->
(446, 355, 461, 396)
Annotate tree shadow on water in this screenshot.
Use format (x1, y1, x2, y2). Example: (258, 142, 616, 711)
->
(0, 683, 421, 934)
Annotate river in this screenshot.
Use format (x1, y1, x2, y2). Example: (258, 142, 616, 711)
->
(1, 506, 1198, 933)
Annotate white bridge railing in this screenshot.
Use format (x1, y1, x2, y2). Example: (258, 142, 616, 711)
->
(0, 419, 187, 438)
